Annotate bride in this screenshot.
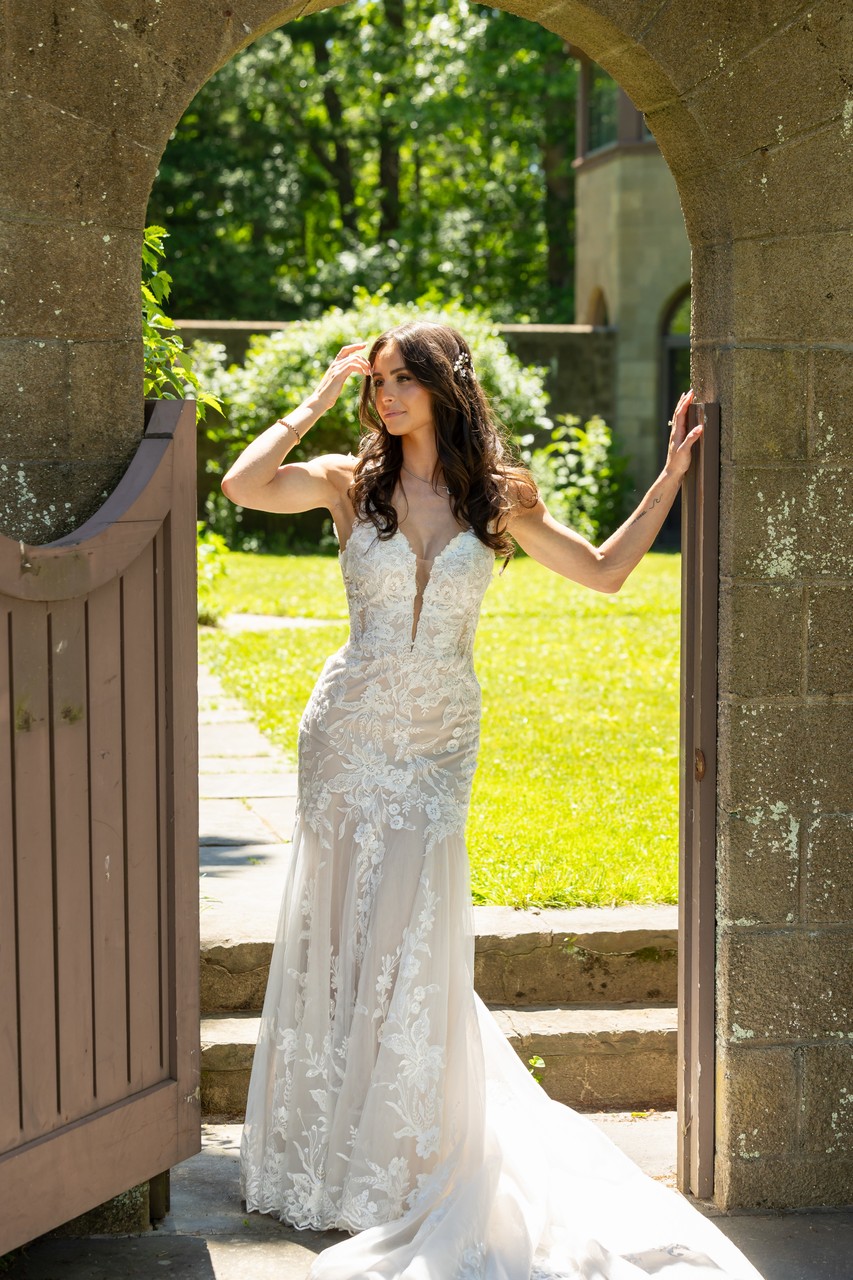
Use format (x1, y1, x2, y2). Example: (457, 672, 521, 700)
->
(221, 322, 761, 1280)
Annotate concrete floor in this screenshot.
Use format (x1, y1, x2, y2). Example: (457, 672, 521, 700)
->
(4, 1119, 853, 1279)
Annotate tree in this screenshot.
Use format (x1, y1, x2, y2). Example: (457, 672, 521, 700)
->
(147, 0, 577, 322)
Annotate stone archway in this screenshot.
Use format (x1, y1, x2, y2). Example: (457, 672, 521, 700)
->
(1, 0, 851, 1214)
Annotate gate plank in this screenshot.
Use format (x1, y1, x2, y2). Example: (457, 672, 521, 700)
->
(51, 598, 96, 1124)
(168, 405, 201, 1158)
(154, 526, 169, 1075)
(87, 577, 130, 1106)
(121, 545, 165, 1090)
(0, 608, 22, 1151)
(11, 602, 58, 1138)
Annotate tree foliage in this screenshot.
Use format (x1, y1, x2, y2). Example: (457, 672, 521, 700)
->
(520, 417, 632, 542)
(147, 1, 577, 323)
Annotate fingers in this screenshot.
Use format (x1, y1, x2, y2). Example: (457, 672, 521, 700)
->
(668, 388, 695, 434)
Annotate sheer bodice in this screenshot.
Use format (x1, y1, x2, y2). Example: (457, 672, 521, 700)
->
(340, 519, 494, 658)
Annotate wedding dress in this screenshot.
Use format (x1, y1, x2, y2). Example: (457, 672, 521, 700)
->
(240, 516, 763, 1280)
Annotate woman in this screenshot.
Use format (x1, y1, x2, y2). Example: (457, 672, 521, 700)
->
(222, 322, 760, 1279)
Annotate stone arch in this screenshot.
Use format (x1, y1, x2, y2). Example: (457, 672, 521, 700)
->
(2, 0, 851, 1214)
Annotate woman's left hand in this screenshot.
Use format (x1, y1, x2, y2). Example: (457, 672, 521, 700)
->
(663, 389, 702, 480)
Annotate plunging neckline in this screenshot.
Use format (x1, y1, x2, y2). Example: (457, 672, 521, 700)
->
(339, 522, 476, 647)
(394, 526, 473, 645)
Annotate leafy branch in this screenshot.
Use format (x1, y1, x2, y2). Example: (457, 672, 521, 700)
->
(142, 224, 222, 420)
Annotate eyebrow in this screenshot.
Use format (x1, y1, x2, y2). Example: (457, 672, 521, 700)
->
(373, 366, 408, 376)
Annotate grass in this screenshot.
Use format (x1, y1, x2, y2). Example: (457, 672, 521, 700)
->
(199, 549, 682, 908)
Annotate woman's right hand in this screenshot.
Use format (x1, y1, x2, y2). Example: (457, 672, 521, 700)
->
(310, 343, 372, 412)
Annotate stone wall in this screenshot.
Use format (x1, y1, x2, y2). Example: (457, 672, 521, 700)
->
(1, 0, 851, 1214)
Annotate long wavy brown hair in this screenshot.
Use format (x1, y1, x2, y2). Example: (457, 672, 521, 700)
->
(349, 321, 538, 561)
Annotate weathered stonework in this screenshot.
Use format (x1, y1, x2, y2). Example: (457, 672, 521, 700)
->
(2, 0, 851, 1219)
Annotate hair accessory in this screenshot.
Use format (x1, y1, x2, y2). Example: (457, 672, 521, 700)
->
(452, 350, 473, 381)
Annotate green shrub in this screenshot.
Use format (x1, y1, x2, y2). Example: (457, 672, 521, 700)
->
(193, 289, 553, 544)
(519, 415, 632, 543)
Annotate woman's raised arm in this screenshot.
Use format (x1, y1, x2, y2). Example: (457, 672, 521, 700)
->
(506, 390, 701, 594)
(220, 342, 370, 514)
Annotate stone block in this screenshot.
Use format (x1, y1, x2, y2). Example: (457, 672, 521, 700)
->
(717, 807, 800, 927)
(809, 353, 850, 463)
(715, 1044, 798, 1162)
(201, 1014, 258, 1117)
(718, 581, 803, 698)
(686, 6, 853, 162)
(690, 243, 735, 345)
(800, 466, 853, 578)
(730, 348, 808, 463)
(718, 700, 853, 816)
(727, 122, 853, 241)
(493, 1004, 677, 1110)
(201, 942, 274, 1013)
(805, 815, 853, 924)
(642, 0, 811, 102)
(811, 350, 853, 460)
(731, 233, 853, 345)
(0, 94, 157, 226)
(801, 1044, 853, 1156)
(0, 219, 141, 342)
(68, 340, 143, 459)
(0, 339, 70, 454)
(807, 586, 853, 694)
(2, 1, 187, 153)
(675, 164, 732, 249)
(0, 457, 131, 544)
(721, 464, 853, 581)
(715, 1153, 853, 1212)
(718, 927, 853, 1046)
(474, 931, 677, 1007)
(93, 0, 255, 85)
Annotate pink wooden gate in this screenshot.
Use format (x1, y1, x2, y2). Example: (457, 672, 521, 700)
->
(0, 400, 200, 1253)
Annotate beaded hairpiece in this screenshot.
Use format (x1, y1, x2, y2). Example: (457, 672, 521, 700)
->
(452, 349, 473, 381)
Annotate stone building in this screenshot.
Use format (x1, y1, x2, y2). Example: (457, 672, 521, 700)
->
(574, 54, 692, 499)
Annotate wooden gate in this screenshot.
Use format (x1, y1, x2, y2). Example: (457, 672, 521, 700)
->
(0, 400, 200, 1254)
(677, 400, 720, 1200)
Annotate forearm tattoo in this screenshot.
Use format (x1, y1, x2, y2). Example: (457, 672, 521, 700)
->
(629, 495, 663, 527)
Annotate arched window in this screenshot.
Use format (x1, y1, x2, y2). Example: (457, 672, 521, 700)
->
(658, 286, 691, 544)
(662, 287, 691, 432)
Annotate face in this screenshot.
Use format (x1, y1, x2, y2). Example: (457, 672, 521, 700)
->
(370, 342, 434, 440)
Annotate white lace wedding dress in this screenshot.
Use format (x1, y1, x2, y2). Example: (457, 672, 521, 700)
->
(240, 517, 762, 1279)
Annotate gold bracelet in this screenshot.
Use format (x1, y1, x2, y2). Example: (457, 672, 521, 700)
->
(277, 418, 301, 444)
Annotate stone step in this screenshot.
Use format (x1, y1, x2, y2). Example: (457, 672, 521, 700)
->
(200, 904, 678, 1014)
(200, 1004, 677, 1119)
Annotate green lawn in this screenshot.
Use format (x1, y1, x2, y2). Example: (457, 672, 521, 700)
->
(199, 550, 682, 908)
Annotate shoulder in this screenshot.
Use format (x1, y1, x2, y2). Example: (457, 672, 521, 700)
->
(494, 471, 541, 528)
